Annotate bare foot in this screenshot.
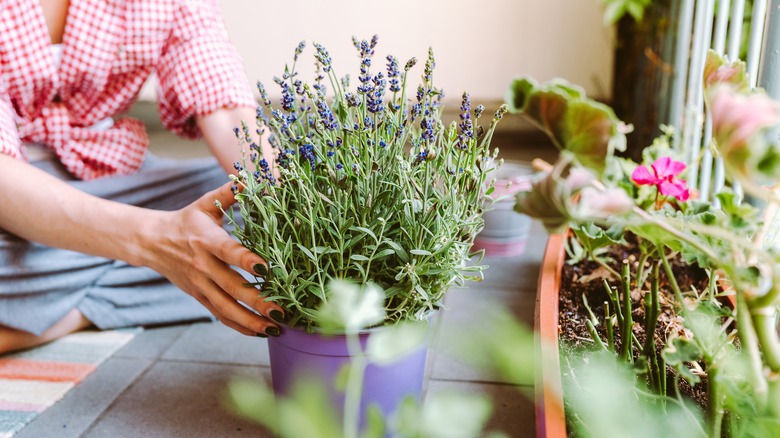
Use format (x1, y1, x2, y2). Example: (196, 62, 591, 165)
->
(0, 309, 92, 355)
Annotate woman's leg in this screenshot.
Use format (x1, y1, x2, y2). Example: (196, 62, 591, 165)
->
(0, 309, 92, 354)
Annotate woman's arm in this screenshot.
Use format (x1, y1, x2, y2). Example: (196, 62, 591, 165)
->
(196, 106, 272, 176)
(0, 154, 282, 337)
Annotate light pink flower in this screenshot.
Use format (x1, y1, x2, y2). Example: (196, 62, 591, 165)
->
(631, 156, 690, 202)
(577, 187, 633, 218)
(709, 85, 780, 153)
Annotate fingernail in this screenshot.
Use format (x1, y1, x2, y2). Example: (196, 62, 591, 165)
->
(253, 263, 268, 276)
(265, 326, 281, 337)
(256, 333, 268, 338)
(269, 310, 285, 323)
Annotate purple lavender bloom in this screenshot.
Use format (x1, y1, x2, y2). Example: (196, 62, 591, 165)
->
(345, 92, 361, 108)
(494, 105, 508, 120)
(315, 99, 338, 130)
(280, 82, 294, 111)
(276, 148, 296, 169)
(367, 72, 386, 114)
(459, 92, 474, 138)
(386, 55, 400, 93)
(256, 81, 272, 106)
(313, 83, 327, 98)
(404, 57, 417, 72)
(410, 103, 422, 122)
(415, 149, 429, 163)
(420, 116, 435, 143)
(313, 43, 332, 72)
(298, 143, 317, 170)
(474, 104, 485, 119)
(336, 163, 344, 170)
(293, 41, 306, 62)
(233, 161, 243, 171)
(293, 79, 304, 96)
(423, 48, 435, 82)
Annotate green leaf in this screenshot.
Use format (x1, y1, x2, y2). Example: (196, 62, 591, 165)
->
(385, 240, 410, 262)
(360, 405, 386, 438)
(350, 226, 378, 241)
(602, 2, 626, 24)
(410, 249, 433, 256)
(296, 244, 318, 263)
(505, 78, 625, 174)
(373, 248, 395, 258)
(662, 337, 702, 385)
(350, 254, 371, 262)
(420, 391, 493, 438)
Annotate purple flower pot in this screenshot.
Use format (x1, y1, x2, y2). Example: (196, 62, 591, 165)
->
(267, 325, 429, 423)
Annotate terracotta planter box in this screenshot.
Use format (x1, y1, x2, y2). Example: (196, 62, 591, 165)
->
(534, 233, 567, 438)
(534, 233, 738, 437)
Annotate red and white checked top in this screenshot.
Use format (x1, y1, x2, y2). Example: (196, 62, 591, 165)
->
(0, 0, 256, 180)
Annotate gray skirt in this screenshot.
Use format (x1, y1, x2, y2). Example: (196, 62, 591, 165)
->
(0, 153, 227, 335)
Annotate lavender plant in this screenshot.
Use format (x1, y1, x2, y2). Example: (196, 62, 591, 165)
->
(228, 36, 505, 329)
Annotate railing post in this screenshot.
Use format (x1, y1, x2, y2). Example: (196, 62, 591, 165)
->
(758, 0, 780, 100)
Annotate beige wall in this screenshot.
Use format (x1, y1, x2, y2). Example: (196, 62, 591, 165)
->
(143, 0, 614, 111)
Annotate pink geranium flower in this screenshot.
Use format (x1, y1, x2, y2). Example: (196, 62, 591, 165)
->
(709, 85, 780, 154)
(631, 157, 690, 202)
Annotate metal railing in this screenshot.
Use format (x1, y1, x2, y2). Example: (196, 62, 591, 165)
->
(666, 0, 780, 203)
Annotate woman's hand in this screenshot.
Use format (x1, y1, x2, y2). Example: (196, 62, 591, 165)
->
(142, 181, 284, 337)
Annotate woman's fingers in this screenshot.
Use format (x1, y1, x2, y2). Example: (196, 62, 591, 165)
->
(163, 184, 286, 336)
(199, 181, 240, 220)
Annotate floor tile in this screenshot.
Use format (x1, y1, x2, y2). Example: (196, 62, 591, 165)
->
(426, 380, 535, 438)
(15, 358, 153, 438)
(83, 362, 272, 438)
(113, 325, 189, 360)
(430, 288, 535, 384)
(162, 322, 269, 366)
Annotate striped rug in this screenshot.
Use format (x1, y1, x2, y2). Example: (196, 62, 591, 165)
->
(0, 328, 140, 437)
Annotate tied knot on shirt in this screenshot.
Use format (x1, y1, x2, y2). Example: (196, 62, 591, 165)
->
(17, 102, 149, 181)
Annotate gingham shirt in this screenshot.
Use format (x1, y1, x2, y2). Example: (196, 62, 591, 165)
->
(0, 0, 255, 180)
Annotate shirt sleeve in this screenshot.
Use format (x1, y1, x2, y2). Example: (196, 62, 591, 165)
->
(0, 83, 22, 158)
(155, 0, 256, 139)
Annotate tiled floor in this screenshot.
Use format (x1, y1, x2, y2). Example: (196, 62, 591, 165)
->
(14, 122, 555, 438)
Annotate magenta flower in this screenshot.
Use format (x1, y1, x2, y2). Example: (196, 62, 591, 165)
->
(631, 157, 690, 202)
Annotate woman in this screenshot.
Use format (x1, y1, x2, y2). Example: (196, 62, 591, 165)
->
(0, 0, 283, 353)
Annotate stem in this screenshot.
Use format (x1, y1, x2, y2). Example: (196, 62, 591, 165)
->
(585, 319, 608, 351)
(605, 301, 615, 352)
(735, 292, 768, 408)
(707, 367, 724, 438)
(643, 262, 660, 358)
(659, 246, 687, 313)
(753, 310, 780, 371)
(604, 279, 623, 332)
(594, 256, 621, 280)
(343, 332, 366, 438)
(620, 260, 634, 363)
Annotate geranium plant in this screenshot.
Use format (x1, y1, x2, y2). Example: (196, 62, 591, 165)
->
(227, 36, 505, 329)
(508, 49, 780, 436)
